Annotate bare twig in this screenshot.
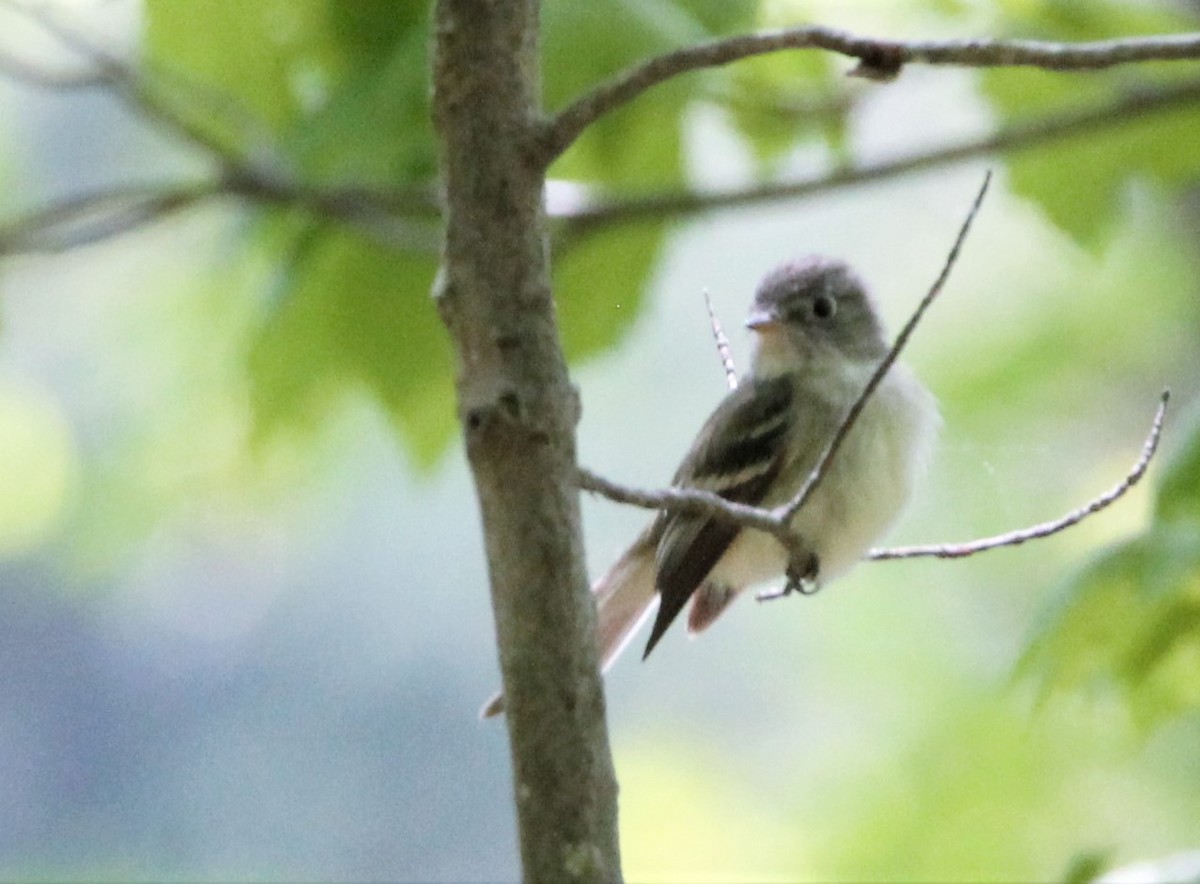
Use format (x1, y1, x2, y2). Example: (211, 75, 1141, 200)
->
(0, 45, 106, 88)
(539, 25, 1200, 163)
(0, 174, 442, 255)
(869, 390, 1171, 561)
(578, 466, 782, 534)
(554, 78, 1200, 234)
(0, 182, 221, 253)
(703, 289, 739, 390)
(779, 170, 991, 528)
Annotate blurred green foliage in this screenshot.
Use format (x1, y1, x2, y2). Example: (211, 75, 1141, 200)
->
(981, 0, 1200, 248)
(1022, 399, 1200, 730)
(140, 0, 829, 466)
(144, 0, 1200, 761)
(5, 0, 1199, 878)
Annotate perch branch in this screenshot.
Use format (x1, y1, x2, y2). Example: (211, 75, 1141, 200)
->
(540, 26, 1200, 163)
(869, 390, 1170, 561)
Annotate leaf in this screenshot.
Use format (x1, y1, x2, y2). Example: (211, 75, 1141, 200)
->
(723, 49, 844, 172)
(1019, 525, 1200, 729)
(1156, 399, 1200, 525)
(554, 220, 666, 362)
(980, 1, 1200, 249)
(144, 0, 328, 136)
(248, 226, 454, 469)
(141, 0, 766, 470)
(145, 0, 434, 182)
(982, 70, 1200, 248)
(146, 2, 451, 465)
(543, 0, 756, 186)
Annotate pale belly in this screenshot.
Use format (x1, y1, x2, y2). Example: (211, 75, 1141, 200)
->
(706, 368, 935, 594)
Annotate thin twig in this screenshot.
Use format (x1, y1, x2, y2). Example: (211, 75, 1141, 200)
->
(0, 45, 107, 88)
(554, 78, 1200, 235)
(0, 182, 222, 253)
(777, 170, 991, 527)
(870, 390, 1171, 561)
(0, 173, 443, 256)
(703, 289, 739, 390)
(577, 466, 782, 534)
(539, 26, 1200, 163)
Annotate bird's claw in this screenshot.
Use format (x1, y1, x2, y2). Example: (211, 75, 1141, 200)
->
(756, 552, 821, 602)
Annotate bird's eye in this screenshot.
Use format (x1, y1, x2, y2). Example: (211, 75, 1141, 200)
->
(811, 295, 837, 320)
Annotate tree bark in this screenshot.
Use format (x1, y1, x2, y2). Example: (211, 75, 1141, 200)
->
(430, 1, 622, 881)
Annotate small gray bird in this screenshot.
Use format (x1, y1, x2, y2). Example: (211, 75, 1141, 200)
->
(482, 256, 937, 717)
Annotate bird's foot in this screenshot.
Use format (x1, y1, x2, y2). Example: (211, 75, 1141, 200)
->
(756, 552, 821, 602)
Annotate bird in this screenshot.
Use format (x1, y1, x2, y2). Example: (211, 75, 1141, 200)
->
(481, 256, 938, 718)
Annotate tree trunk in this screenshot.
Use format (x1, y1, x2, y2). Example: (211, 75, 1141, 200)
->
(430, 1, 622, 881)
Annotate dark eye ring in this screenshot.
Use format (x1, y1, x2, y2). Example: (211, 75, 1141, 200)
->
(811, 295, 836, 320)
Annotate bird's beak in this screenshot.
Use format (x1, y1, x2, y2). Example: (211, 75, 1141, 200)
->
(745, 307, 782, 332)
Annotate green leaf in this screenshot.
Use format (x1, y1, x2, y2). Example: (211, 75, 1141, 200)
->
(1020, 525, 1200, 729)
(554, 220, 666, 362)
(983, 70, 1200, 248)
(248, 227, 453, 469)
(723, 50, 843, 172)
(144, 0, 327, 135)
(1157, 400, 1200, 525)
(146, 2, 449, 465)
(145, 0, 433, 183)
(980, 1, 1200, 249)
(543, 0, 755, 186)
(994, 0, 1193, 42)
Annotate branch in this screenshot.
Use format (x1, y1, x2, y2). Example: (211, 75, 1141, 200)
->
(553, 78, 1200, 234)
(539, 25, 1200, 163)
(577, 466, 782, 535)
(0, 44, 107, 88)
(433, 0, 622, 877)
(0, 174, 442, 256)
(869, 390, 1170, 561)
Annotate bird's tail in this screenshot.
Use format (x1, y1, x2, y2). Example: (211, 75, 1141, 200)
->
(594, 544, 659, 674)
(479, 543, 658, 719)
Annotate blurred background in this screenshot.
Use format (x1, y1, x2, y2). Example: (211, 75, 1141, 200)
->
(1, 0, 1199, 880)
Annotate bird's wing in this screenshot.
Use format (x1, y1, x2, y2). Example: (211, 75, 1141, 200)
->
(644, 374, 795, 658)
